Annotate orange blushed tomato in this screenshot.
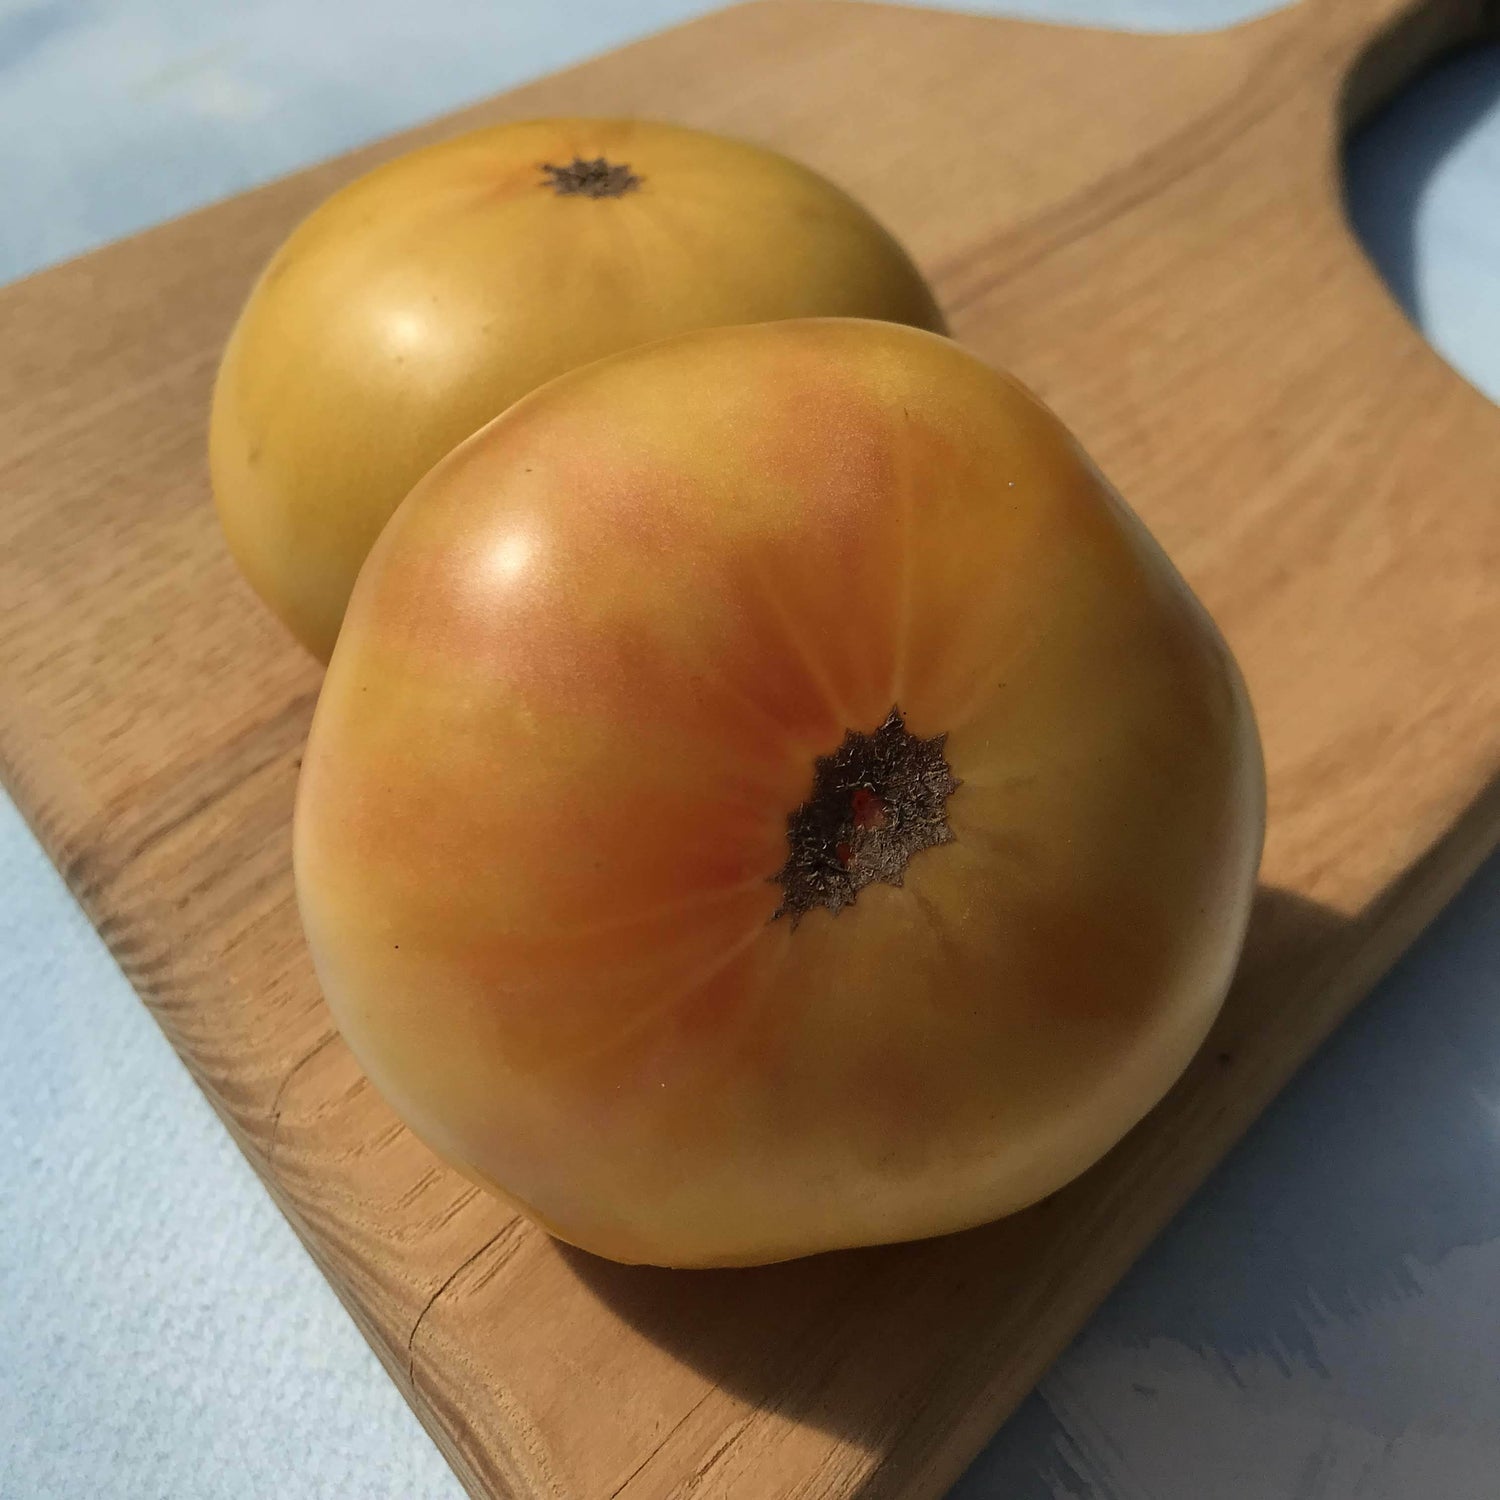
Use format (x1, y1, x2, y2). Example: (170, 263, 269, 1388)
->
(293, 319, 1265, 1268)
(209, 118, 945, 661)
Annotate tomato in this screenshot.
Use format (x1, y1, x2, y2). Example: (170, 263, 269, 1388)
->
(294, 319, 1264, 1268)
(210, 118, 945, 661)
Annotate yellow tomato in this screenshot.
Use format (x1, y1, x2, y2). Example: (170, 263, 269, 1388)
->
(294, 319, 1264, 1268)
(210, 118, 945, 660)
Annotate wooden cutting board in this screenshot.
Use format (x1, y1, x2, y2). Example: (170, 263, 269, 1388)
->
(4, 0, 1499, 1494)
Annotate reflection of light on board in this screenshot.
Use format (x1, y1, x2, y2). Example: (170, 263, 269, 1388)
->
(487, 531, 533, 583)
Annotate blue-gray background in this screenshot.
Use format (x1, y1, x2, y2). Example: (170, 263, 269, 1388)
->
(1, 3, 1497, 1495)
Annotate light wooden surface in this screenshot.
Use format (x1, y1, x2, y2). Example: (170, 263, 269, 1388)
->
(3, 0, 1499, 1494)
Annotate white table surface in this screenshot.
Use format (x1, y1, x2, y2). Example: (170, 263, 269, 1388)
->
(2, 4, 1497, 1497)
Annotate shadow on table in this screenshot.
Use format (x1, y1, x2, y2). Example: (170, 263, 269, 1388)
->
(1077, 846, 1500, 1366)
(559, 881, 1354, 1451)
(1344, 43, 1500, 332)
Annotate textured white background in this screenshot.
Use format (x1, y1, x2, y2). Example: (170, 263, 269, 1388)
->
(1, 2, 1498, 1496)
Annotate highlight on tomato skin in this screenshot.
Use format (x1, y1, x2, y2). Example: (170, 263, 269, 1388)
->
(293, 317, 1266, 1269)
(209, 117, 946, 664)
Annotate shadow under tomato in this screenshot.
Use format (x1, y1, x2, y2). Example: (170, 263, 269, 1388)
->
(557, 881, 1355, 1452)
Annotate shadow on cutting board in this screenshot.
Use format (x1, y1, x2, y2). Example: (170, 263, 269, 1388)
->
(560, 882, 1353, 1447)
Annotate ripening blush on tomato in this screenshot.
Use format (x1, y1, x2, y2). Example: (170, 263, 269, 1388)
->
(294, 319, 1265, 1269)
(210, 118, 945, 662)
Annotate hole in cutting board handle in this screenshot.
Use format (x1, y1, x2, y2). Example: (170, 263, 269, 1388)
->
(1342, 39, 1500, 403)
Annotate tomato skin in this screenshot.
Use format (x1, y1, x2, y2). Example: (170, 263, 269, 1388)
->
(294, 319, 1264, 1268)
(210, 118, 945, 661)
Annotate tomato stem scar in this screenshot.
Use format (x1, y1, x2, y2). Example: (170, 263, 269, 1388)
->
(772, 707, 960, 925)
(538, 158, 643, 198)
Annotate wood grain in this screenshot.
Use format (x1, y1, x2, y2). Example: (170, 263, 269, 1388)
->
(3, 0, 1499, 1494)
